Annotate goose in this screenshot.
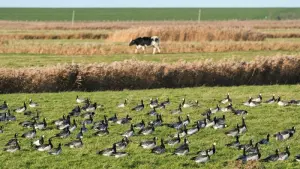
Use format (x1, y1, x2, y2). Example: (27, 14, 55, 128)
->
(93, 119, 108, 131)
(122, 124, 134, 138)
(52, 115, 66, 126)
(65, 138, 83, 148)
(21, 126, 36, 139)
(278, 146, 290, 161)
(252, 94, 262, 103)
(4, 141, 20, 153)
(191, 150, 210, 163)
(69, 106, 81, 117)
(148, 114, 163, 127)
(262, 149, 279, 162)
(57, 115, 71, 130)
(220, 93, 232, 104)
(257, 134, 270, 145)
(97, 144, 116, 156)
(81, 112, 95, 119)
(151, 139, 166, 154)
(239, 117, 247, 134)
(187, 121, 200, 135)
(170, 104, 182, 114)
(68, 119, 77, 132)
(134, 120, 145, 130)
(182, 98, 199, 108)
(0, 112, 6, 121)
(147, 107, 157, 116)
(149, 98, 159, 108)
(32, 135, 44, 146)
(243, 97, 252, 106)
(155, 103, 166, 109)
(174, 138, 189, 156)
(14, 102, 27, 113)
(167, 116, 183, 129)
(81, 100, 91, 111)
(24, 110, 33, 116)
(0, 126, 3, 133)
(5, 133, 18, 147)
(213, 116, 227, 129)
(115, 137, 130, 150)
(0, 101, 8, 111)
(116, 115, 132, 125)
(160, 98, 170, 106)
(277, 96, 289, 106)
(226, 136, 240, 148)
(204, 118, 215, 128)
(54, 127, 71, 138)
(131, 100, 144, 111)
(182, 115, 190, 126)
(167, 134, 181, 146)
(265, 94, 276, 104)
(274, 127, 295, 140)
(49, 143, 62, 155)
(198, 143, 216, 156)
(82, 115, 93, 125)
(140, 137, 157, 149)
(289, 99, 300, 105)
(236, 147, 261, 163)
(76, 95, 87, 103)
(93, 127, 109, 136)
(246, 143, 259, 154)
(211, 105, 220, 114)
(76, 128, 84, 139)
(117, 99, 128, 108)
(231, 108, 248, 116)
(34, 118, 47, 130)
(201, 108, 212, 116)
(108, 113, 118, 123)
(111, 144, 128, 158)
(85, 103, 97, 112)
(295, 154, 300, 162)
(81, 123, 88, 133)
(6, 110, 16, 121)
(29, 99, 39, 108)
(214, 115, 226, 125)
(221, 103, 233, 112)
(238, 139, 253, 151)
(36, 138, 53, 151)
(138, 125, 155, 135)
(19, 120, 35, 128)
(225, 124, 240, 137)
(175, 125, 188, 138)
(244, 97, 260, 107)
(31, 111, 40, 121)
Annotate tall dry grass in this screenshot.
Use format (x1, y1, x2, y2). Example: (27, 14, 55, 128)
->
(0, 56, 299, 93)
(0, 33, 108, 40)
(108, 26, 266, 42)
(1, 41, 299, 55)
(1, 20, 300, 30)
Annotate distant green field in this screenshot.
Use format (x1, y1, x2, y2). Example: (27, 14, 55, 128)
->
(0, 8, 300, 21)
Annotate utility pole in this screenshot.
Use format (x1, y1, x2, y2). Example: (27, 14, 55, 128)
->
(72, 10, 75, 26)
(198, 9, 201, 22)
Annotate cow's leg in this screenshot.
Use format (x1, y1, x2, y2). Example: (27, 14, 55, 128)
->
(152, 47, 156, 54)
(142, 46, 145, 54)
(135, 45, 141, 54)
(156, 46, 161, 53)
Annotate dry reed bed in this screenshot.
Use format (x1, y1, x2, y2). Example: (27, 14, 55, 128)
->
(1, 20, 300, 30)
(108, 26, 266, 42)
(0, 56, 299, 93)
(1, 41, 299, 55)
(265, 32, 300, 38)
(0, 33, 108, 40)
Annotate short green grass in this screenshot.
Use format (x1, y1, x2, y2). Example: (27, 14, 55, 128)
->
(1, 50, 300, 68)
(0, 8, 300, 21)
(0, 85, 300, 168)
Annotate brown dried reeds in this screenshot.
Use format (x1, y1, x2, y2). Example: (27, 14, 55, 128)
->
(1, 41, 299, 55)
(0, 33, 108, 40)
(0, 56, 300, 93)
(1, 20, 300, 30)
(108, 26, 266, 42)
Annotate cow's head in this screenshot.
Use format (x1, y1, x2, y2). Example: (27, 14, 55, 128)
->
(129, 39, 136, 46)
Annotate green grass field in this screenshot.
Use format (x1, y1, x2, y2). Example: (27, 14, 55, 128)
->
(0, 85, 300, 168)
(0, 8, 300, 21)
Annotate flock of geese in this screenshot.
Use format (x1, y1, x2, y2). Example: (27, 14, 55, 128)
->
(0, 93, 300, 164)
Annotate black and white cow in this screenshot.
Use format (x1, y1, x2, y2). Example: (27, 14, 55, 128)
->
(129, 36, 160, 54)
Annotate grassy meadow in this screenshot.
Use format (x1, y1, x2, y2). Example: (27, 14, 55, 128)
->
(0, 85, 300, 169)
(0, 8, 300, 21)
